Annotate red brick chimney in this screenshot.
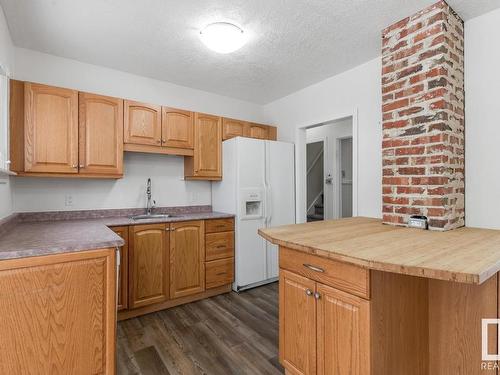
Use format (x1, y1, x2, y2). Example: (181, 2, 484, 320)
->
(381, 1, 465, 231)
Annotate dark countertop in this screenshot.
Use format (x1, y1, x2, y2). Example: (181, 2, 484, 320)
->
(0, 210, 234, 261)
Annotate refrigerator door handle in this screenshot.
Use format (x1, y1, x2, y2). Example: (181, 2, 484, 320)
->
(267, 185, 273, 224)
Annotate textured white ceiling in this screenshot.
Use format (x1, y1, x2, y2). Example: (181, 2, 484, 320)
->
(1, 0, 498, 104)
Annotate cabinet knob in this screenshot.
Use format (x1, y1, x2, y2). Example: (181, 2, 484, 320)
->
(156, 140, 161, 144)
(305, 289, 313, 297)
(72, 164, 78, 169)
(165, 228, 170, 231)
(314, 292, 321, 300)
(79, 165, 84, 168)
(162, 139, 166, 143)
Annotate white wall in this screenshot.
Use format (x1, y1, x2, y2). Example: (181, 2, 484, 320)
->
(10, 47, 270, 213)
(0, 6, 13, 219)
(306, 118, 353, 219)
(264, 58, 382, 221)
(13, 153, 211, 212)
(464, 8, 500, 229)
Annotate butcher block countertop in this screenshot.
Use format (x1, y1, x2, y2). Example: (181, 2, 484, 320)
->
(258, 217, 500, 285)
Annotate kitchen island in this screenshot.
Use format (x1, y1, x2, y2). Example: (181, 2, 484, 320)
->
(259, 217, 500, 375)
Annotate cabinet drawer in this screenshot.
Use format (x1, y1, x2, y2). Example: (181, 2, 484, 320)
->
(206, 258, 234, 289)
(206, 232, 234, 261)
(279, 247, 370, 299)
(205, 218, 234, 233)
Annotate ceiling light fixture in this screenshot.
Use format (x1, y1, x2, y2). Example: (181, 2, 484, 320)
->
(199, 22, 246, 54)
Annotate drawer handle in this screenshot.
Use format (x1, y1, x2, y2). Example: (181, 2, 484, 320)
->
(216, 272, 227, 276)
(216, 245, 226, 249)
(305, 289, 313, 296)
(303, 263, 325, 273)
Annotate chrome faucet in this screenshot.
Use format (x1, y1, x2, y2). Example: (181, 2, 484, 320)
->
(146, 178, 156, 215)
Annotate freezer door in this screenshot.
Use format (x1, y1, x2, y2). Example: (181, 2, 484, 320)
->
(265, 141, 296, 279)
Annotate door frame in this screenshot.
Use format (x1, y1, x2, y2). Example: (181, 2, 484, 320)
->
(305, 137, 327, 218)
(295, 109, 359, 223)
(336, 136, 354, 219)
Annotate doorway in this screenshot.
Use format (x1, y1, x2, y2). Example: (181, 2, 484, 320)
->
(304, 116, 354, 221)
(306, 140, 324, 222)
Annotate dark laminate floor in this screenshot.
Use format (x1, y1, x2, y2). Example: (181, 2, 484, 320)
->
(117, 282, 284, 375)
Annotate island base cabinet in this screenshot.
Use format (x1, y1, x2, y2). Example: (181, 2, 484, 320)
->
(0, 248, 116, 375)
(317, 284, 370, 375)
(280, 270, 317, 375)
(280, 269, 370, 375)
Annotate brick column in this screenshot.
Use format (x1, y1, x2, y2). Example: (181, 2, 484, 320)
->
(381, 0, 464, 231)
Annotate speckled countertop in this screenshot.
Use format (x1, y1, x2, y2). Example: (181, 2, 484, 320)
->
(0, 206, 234, 261)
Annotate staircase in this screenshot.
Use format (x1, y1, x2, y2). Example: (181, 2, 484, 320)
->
(307, 193, 324, 222)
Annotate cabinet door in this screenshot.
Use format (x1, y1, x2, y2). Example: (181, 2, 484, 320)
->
(0, 248, 116, 375)
(170, 221, 205, 299)
(79, 92, 123, 175)
(24, 82, 78, 173)
(279, 269, 317, 375)
(124, 100, 162, 146)
(162, 107, 194, 149)
(191, 113, 222, 178)
(317, 283, 370, 375)
(111, 226, 129, 311)
(222, 118, 249, 140)
(129, 224, 169, 309)
(248, 123, 269, 140)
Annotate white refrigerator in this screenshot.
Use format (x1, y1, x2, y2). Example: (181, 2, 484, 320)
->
(212, 137, 295, 291)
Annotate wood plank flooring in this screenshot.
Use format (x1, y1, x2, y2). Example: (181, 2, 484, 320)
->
(117, 282, 283, 375)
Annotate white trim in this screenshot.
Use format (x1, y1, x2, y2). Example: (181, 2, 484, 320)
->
(336, 136, 353, 219)
(295, 109, 359, 223)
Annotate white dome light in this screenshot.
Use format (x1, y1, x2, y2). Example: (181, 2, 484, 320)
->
(200, 22, 246, 54)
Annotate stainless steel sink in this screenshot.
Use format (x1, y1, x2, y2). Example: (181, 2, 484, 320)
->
(130, 214, 174, 221)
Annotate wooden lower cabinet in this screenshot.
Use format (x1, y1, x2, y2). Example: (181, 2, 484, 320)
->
(118, 219, 234, 320)
(206, 257, 234, 289)
(280, 270, 317, 375)
(129, 223, 169, 309)
(0, 248, 116, 375)
(170, 221, 205, 299)
(316, 284, 370, 375)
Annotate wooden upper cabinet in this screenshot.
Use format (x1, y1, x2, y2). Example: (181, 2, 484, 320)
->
(162, 107, 194, 149)
(222, 118, 249, 140)
(184, 113, 222, 180)
(24, 82, 79, 173)
(129, 224, 169, 309)
(170, 221, 205, 299)
(316, 284, 370, 375)
(124, 100, 162, 146)
(111, 226, 129, 311)
(79, 93, 123, 176)
(280, 269, 317, 375)
(248, 123, 271, 140)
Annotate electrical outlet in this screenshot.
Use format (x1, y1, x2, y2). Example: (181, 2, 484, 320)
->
(65, 195, 73, 207)
(190, 192, 198, 203)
